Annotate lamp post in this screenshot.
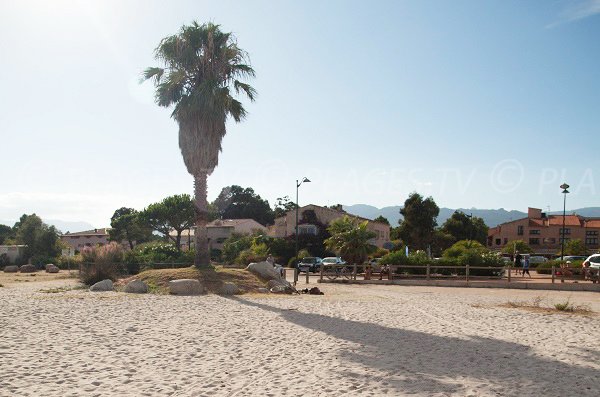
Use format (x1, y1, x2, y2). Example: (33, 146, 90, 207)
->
(560, 183, 570, 261)
(295, 177, 311, 263)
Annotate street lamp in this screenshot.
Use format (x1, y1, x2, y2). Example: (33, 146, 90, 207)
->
(295, 177, 311, 263)
(560, 183, 570, 261)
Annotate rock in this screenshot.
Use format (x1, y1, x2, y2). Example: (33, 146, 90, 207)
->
(90, 279, 114, 292)
(124, 279, 148, 294)
(246, 261, 281, 281)
(45, 264, 59, 273)
(169, 279, 203, 295)
(220, 282, 239, 295)
(19, 264, 36, 273)
(3, 265, 19, 273)
(267, 279, 296, 294)
(257, 288, 269, 293)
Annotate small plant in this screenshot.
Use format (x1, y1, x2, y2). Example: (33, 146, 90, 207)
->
(79, 242, 124, 285)
(554, 300, 574, 312)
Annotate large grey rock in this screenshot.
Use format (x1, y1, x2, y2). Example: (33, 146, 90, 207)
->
(19, 264, 36, 273)
(3, 265, 19, 273)
(246, 261, 281, 281)
(124, 279, 148, 294)
(267, 279, 296, 294)
(45, 264, 59, 273)
(90, 279, 114, 292)
(257, 288, 269, 294)
(220, 282, 239, 295)
(169, 279, 203, 296)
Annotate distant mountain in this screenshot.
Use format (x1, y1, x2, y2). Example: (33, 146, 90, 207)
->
(0, 219, 95, 234)
(342, 205, 599, 228)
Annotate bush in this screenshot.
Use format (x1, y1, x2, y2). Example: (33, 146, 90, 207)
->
(79, 243, 124, 285)
(536, 260, 583, 275)
(56, 255, 82, 270)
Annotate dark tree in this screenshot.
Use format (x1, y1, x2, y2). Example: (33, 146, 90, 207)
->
(13, 214, 60, 263)
(273, 196, 297, 218)
(213, 185, 274, 226)
(109, 208, 152, 250)
(373, 215, 390, 225)
(142, 194, 195, 251)
(440, 211, 488, 245)
(0, 224, 13, 244)
(397, 193, 439, 250)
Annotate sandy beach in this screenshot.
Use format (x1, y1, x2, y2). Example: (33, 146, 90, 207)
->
(1, 275, 599, 397)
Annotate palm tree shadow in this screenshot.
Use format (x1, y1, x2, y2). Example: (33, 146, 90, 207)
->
(229, 297, 599, 396)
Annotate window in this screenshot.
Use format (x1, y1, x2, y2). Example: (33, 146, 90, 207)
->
(559, 228, 571, 235)
(529, 230, 540, 235)
(586, 230, 599, 236)
(586, 238, 598, 245)
(298, 225, 318, 235)
(503, 238, 508, 245)
(529, 238, 540, 245)
(517, 226, 524, 236)
(559, 238, 570, 244)
(216, 237, 227, 244)
(543, 238, 556, 244)
(495, 239, 501, 245)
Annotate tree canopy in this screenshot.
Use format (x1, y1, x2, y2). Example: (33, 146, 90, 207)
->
(373, 215, 390, 225)
(142, 194, 195, 251)
(109, 208, 152, 250)
(325, 216, 376, 266)
(397, 193, 440, 250)
(212, 185, 274, 226)
(501, 240, 533, 255)
(13, 214, 61, 263)
(440, 211, 488, 245)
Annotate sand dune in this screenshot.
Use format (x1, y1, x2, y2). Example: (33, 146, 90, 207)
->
(1, 278, 599, 396)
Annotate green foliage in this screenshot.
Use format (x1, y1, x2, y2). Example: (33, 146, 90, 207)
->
(443, 240, 487, 259)
(370, 247, 389, 259)
(373, 216, 390, 226)
(288, 249, 311, 268)
(79, 243, 124, 285)
(213, 185, 274, 226)
(440, 211, 488, 245)
(109, 208, 152, 250)
(535, 260, 583, 274)
(0, 224, 13, 245)
(13, 214, 61, 263)
(560, 239, 587, 256)
(273, 196, 297, 218)
(325, 216, 376, 266)
(501, 240, 533, 255)
(222, 233, 254, 263)
(141, 194, 195, 250)
(397, 193, 439, 250)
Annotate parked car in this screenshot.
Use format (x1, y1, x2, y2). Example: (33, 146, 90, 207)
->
(527, 255, 548, 264)
(322, 257, 346, 267)
(297, 257, 323, 273)
(562, 255, 588, 262)
(584, 254, 600, 270)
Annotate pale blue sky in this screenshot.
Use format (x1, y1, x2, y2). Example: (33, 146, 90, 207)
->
(1, 0, 599, 227)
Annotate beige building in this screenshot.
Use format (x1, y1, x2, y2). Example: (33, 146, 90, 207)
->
(60, 228, 110, 254)
(269, 204, 391, 248)
(487, 207, 600, 255)
(0, 245, 26, 264)
(172, 219, 267, 251)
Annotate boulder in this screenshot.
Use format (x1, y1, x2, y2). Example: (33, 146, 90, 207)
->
(246, 261, 281, 281)
(257, 288, 269, 294)
(124, 279, 148, 294)
(3, 265, 19, 273)
(45, 264, 59, 273)
(169, 279, 203, 296)
(90, 279, 114, 292)
(19, 264, 37, 273)
(267, 279, 296, 294)
(220, 282, 239, 295)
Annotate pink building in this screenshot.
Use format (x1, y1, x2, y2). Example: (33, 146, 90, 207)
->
(60, 228, 110, 254)
(487, 207, 600, 255)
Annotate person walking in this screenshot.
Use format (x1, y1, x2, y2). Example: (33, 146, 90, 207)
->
(522, 255, 531, 278)
(515, 251, 522, 276)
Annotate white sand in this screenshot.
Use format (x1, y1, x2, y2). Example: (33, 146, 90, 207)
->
(1, 277, 599, 396)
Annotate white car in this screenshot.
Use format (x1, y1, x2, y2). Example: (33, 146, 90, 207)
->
(528, 255, 548, 264)
(584, 254, 600, 270)
(322, 257, 346, 267)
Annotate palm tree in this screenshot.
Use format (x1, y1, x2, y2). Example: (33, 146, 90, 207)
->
(325, 216, 377, 268)
(143, 22, 256, 267)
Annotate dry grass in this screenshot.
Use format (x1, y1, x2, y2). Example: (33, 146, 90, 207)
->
(117, 265, 267, 294)
(0, 270, 78, 286)
(500, 295, 594, 316)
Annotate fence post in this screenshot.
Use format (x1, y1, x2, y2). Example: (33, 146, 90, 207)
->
(353, 263, 357, 281)
(319, 264, 324, 282)
(306, 268, 310, 284)
(426, 262, 430, 280)
(293, 268, 298, 286)
(466, 265, 470, 283)
(551, 266, 555, 284)
(507, 266, 511, 283)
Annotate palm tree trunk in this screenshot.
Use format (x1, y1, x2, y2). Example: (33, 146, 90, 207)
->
(193, 172, 210, 267)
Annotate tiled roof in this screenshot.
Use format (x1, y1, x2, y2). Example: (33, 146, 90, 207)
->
(547, 215, 582, 227)
(207, 219, 257, 227)
(585, 219, 600, 228)
(62, 228, 110, 237)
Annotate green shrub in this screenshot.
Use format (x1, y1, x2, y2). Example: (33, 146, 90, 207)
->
(56, 255, 82, 270)
(536, 260, 583, 275)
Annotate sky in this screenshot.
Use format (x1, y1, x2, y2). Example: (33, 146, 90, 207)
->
(1, 0, 599, 228)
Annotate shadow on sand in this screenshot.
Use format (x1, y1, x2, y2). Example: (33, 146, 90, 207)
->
(230, 297, 599, 396)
